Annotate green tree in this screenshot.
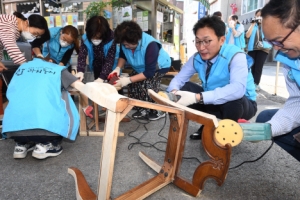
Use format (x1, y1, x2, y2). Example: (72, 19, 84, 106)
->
(84, 0, 131, 20)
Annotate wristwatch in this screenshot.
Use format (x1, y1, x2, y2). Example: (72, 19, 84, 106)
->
(199, 92, 204, 104)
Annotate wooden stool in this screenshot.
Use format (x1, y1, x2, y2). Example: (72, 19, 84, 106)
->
(69, 89, 125, 137)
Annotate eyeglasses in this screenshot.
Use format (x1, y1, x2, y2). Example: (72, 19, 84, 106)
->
(263, 26, 297, 48)
(194, 39, 213, 47)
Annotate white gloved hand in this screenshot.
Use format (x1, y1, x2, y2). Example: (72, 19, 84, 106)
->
(108, 67, 121, 80)
(113, 77, 131, 88)
(175, 90, 197, 106)
(94, 78, 104, 83)
(75, 72, 84, 82)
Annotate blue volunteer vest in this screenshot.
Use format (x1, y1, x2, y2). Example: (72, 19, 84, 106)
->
(82, 34, 120, 71)
(275, 52, 300, 87)
(42, 27, 74, 65)
(193, 44, 256, 101)
(247, 24, 272, 51)
(122, 32, 171, 73)
(2, 58, 79, 140)
(226, 24, 246, 49)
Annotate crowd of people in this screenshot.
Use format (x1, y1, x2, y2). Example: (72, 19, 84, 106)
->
(0, 0, 299, 163)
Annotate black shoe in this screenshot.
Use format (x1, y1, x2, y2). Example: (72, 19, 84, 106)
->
(148, 110, 166, 121)
(190, 126, 204, 140)
(132, 109, 148, 119)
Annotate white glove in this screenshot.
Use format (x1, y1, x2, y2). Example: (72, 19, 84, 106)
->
(75, 72, 84, 82)
(94, 78, 104, 83)
(113, 77, 131, 88)
(108, 67, 121, 80)
(175, 90, 197, 106)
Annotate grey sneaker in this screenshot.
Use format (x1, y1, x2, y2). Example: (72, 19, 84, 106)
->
(14, 143, 35, 159)
(32, 142, 63, 159)
(148, 110, 166, 121)
(132, 109, 148, 119)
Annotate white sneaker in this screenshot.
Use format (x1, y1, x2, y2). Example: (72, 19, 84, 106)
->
(32, 143, 63, 159)
(13, 143, 35, 159)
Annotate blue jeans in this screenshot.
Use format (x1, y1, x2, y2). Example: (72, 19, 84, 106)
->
(256, 109, 300, 162)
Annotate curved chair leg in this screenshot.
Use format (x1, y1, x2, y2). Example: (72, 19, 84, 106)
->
(68, 167, 97, 200)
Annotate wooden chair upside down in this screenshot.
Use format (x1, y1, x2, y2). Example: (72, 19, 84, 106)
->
(68, 82, 233, 200)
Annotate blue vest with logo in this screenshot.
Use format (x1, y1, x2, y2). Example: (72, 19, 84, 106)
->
(193, 44, 256, 101)
(82, 34, 120, 71)
(122, 32, 171, 73)
(2, 58, 80, 140)
(226, 24, 246, 49)
(42, 27, 74, 65)
(275, 52, 300, 87)
(247, 24, 272, 51)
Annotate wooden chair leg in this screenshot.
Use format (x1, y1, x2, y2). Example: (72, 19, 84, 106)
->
(115, 112, 185, 199)
(78, 92, 87, 136)
(68, 167, 97, 200)
(97, 110, 121, 200)
(94, 102, 100, 131)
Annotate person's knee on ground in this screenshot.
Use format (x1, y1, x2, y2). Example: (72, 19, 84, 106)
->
(256, 109, 278, 123)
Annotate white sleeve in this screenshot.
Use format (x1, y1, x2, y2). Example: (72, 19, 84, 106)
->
(268, 65, 300, 136)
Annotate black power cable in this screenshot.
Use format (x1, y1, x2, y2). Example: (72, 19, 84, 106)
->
(127, 114, 205, 163)
(126, 113, 274, 169)
(229, 139, 274, 170)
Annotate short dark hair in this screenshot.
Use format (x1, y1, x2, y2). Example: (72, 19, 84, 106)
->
(213, 11, 222, 18)
(114, 21, 142, 44)
(193, 16, 226, 37)
(261, 0, 300, 29)
(85, 16, 111, 42)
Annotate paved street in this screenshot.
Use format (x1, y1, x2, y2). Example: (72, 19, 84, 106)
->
(0, 62, 299, 200)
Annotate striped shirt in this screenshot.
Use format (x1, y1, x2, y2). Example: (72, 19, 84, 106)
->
(0, 14, 26, 64)
(268, 65, 300, 136)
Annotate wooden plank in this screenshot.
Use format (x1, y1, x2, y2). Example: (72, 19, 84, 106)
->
(72, 82, 127, 112)
(148, 89, 218, 127)
(78, 92, 87, 136)
(115, 175, 172, 200)
(87, 121, 95, 130)
(119, 104, 134, 122)
(94, 102, 99, 131)
(87, 131, 124, 137)
(68, 167, 97, 200)
(128, 98, 183, 114)
(173, 176, 201, 197)
(139, 151, 161, 173)
(97, 110, 121, 200)
(165, 71, 178, 76)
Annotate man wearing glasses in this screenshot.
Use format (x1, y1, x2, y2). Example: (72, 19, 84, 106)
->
(256, 0, 300, 161)
(167, 16, 257, 140)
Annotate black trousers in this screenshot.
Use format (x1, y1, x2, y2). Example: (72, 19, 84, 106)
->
(256, 109, 300, 162)
(12, 136, 63, 145)
(248, 50, 269, 85)
(181, 82, 257, 121)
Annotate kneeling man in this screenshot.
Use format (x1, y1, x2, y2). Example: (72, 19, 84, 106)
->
(167, 16, 257, 140)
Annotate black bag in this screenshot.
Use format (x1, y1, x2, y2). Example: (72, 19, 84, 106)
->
(255, 27, 264, 49)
